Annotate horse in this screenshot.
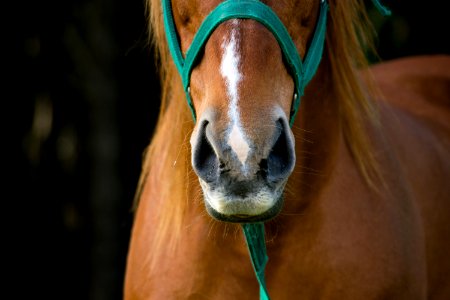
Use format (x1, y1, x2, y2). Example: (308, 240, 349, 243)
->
(125, 0, 450, 298)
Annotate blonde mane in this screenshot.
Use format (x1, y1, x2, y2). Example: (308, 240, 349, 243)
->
(136, 0, 382, 268)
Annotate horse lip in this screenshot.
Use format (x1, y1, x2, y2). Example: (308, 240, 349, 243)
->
(234, 214, 252, 218)
(203, 196, 284, 223)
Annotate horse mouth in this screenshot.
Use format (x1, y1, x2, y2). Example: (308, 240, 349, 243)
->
(200, 181, 285, 223)
(204, 198, 283, 223)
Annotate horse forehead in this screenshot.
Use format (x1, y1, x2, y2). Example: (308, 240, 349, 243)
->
(174, 0, 318, 31)
(184, 0, 316, 13)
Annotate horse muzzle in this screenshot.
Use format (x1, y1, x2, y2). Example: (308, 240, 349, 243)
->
(190, 110, 295, 223)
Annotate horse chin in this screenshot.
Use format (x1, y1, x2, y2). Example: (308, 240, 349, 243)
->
(200, 182, 285, 223)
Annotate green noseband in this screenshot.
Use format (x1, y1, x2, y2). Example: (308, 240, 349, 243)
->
(163, 0, 329, 127)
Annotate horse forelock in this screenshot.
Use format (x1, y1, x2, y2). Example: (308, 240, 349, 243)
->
(137, 0, 383, 270)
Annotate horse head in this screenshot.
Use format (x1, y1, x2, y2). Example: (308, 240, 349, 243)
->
(166, 0, 326, 222)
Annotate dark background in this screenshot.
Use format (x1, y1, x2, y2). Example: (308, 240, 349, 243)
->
(9, 0, 449, 299)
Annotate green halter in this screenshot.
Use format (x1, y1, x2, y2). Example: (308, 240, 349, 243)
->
(162, 2, 327, 299)
(161, 0, 390, 299)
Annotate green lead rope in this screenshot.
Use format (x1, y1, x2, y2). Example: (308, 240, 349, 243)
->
(242, 223, 270, 300)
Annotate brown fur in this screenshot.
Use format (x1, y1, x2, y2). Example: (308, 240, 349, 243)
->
(125, 0, 450, 298)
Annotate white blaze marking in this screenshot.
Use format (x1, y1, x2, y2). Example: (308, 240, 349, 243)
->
(220, 22, 250, 166)
(228, 124, 249, 165)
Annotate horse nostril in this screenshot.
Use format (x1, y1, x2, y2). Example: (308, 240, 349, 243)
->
(192, 121, 219, 183)
(266, 119, 295, 183)
(259, 158, 268, 178)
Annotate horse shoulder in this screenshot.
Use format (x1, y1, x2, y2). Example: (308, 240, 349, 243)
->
(370, 54, 450, 298)
(371, 55, 450, 126)
(370, 55, 450, 185)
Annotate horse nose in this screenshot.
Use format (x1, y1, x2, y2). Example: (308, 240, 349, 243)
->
(261, 118, 296, 184)
(191, 117, 295, 186)
(191, 120, 220, 183)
